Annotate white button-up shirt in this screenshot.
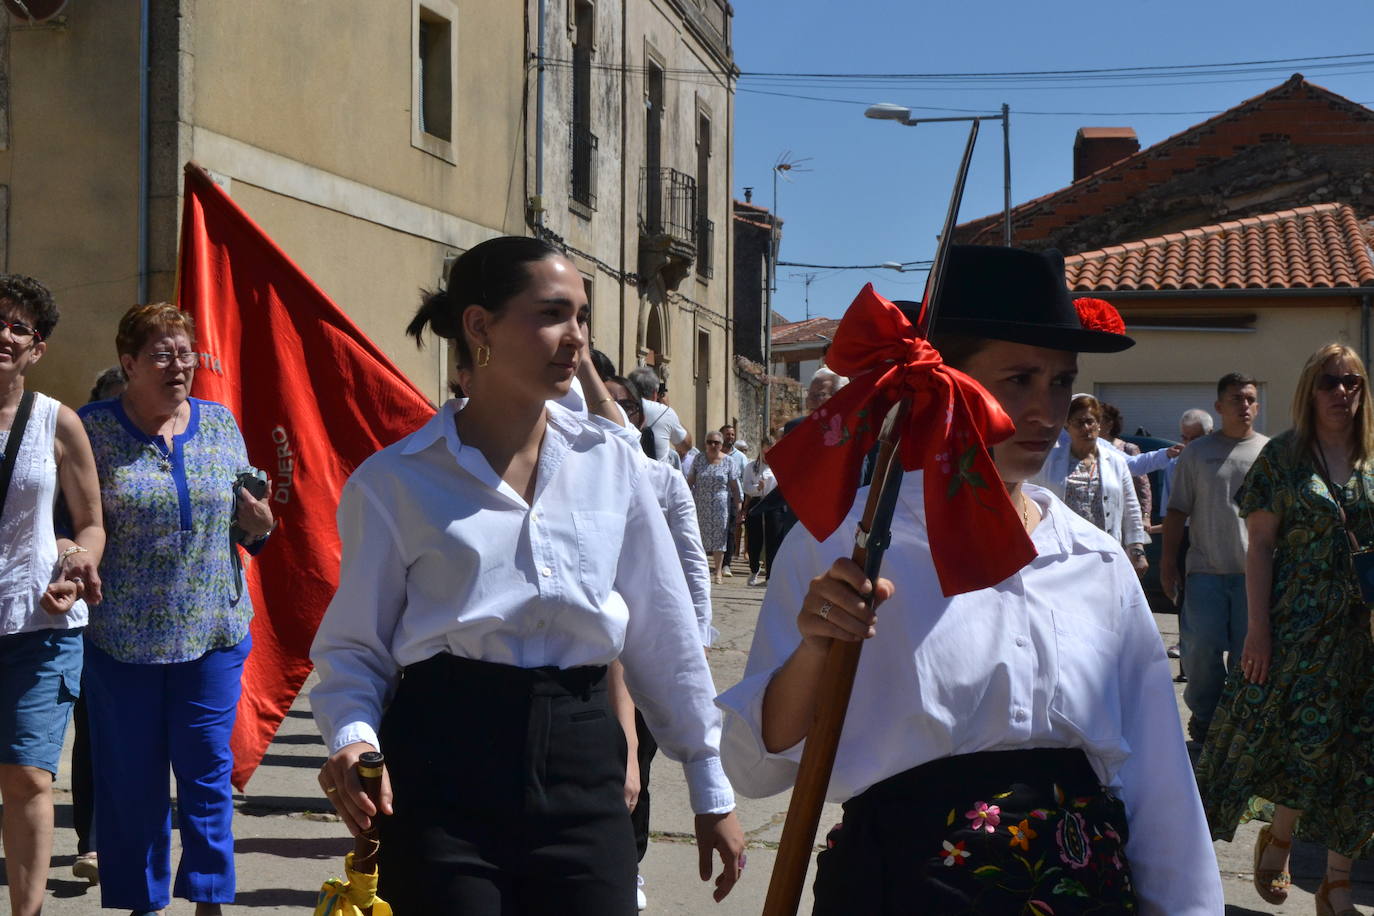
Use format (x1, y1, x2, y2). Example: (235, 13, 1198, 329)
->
(717, 477, 1223, 915)
(310, 399, 733, 814)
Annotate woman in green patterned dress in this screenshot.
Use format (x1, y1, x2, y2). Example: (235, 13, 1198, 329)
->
(1196, 342, 1374, 916)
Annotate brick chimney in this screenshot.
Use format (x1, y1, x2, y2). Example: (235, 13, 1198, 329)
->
(1073, 127, 1139, 181)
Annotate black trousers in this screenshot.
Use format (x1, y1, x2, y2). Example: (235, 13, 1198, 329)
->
(747, 506, 786, 577)
(629, 709, 658, 862)
(377, 654, 637, 914)
(71, 687, 94, 855)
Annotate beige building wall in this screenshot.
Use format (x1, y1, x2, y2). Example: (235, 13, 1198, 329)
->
(0, 9, 143, 406)
(181, 0, 527, 403)
(1, 2, 527, 406)
(1078, 302, 1363, 434)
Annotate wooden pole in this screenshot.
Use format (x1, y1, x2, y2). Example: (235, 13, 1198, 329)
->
(762, 402, 907, 916)
(761, 121, 982, 916)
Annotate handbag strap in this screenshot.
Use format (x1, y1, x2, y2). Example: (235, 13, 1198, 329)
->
(1312, 443, 1364, 554)
(0, 390, 36, 523)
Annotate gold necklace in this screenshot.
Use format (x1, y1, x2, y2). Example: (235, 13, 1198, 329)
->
(1020, 493, 1032, 528)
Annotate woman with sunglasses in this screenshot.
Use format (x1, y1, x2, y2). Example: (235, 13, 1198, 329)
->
(311, 236, 742, 913)
(1033, 394, 1149, 576)
(1197, 343, 1374, 916)
(0, 275, 103, 916)
(688, 432, 743, 585)
(719, 246, 1222, 914)
(78, 303, 275, 916)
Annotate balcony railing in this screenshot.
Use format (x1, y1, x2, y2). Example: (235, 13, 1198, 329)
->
(639, 166, 698, 249)
(696, 216, 714, 278)
(571, 126, 598, 210)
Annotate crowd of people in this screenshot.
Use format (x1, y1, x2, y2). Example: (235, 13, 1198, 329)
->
(3, 237, 1374, 915)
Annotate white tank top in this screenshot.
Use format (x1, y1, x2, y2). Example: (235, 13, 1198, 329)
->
(0, 392, 87, 634)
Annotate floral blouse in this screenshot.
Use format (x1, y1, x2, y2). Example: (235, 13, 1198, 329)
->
(79, 398, 256, 664)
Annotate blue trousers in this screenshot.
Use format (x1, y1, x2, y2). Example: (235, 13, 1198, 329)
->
(1181, 573, 1248, 727)
(84, 635, 249, 909)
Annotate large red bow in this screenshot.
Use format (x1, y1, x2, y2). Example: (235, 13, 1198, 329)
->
(767, 284, 1037, 597)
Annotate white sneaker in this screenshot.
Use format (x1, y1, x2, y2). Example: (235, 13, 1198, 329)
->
(637, 873, 647, 910)
(722, 566, 734, 577)
(748, 572, 762, 586)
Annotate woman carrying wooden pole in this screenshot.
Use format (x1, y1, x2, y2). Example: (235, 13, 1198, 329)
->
(717, 245, 1224, 915)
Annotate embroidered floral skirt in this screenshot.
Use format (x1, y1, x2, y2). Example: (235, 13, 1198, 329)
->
(813, 748, 1137, 915)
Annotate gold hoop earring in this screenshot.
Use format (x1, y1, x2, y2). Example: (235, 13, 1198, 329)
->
(475, 344, 491, 369)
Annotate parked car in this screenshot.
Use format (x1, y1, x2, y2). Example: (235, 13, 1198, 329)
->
(1120, 433, 1180, 612)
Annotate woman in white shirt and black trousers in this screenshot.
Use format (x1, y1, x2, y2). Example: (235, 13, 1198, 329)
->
(718, 246, 1224, 915)
(311, 236, 744, 913)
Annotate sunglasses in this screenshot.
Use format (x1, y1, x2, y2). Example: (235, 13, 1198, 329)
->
(616, 397, 642, 416)
(1317, 373, 1364, 393)
(706, 440, 723, 447)
(0, 316, 42, 343)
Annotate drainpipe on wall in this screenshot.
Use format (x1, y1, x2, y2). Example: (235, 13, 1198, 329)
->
(532, 0, 546, 231)
(137, 0, 150, 304)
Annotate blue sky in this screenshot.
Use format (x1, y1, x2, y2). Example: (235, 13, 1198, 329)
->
(730, 1, 1374, 322)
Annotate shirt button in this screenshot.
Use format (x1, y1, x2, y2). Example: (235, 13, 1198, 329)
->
(541, 567, 552, 577)
(1014, 708, 1027, 722)
(1016, 637, 1029, 648)
(536, 620, 546, 629)
(531, 511, 539, 522)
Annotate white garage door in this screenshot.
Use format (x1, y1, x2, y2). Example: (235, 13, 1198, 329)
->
(1094, 383, 1268, 440)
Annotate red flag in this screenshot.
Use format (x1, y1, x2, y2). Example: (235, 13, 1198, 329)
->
(177, 164, 436, 789)
(766, 284, 1036, 597)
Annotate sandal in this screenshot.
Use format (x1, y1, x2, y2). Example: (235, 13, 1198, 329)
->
(1315, 877, 1360, 916)
(1252, 823, 1291, 904)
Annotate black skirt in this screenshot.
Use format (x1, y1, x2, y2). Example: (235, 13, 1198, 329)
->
(813, 748, 1138, 915)
(375, 653, 637, 915)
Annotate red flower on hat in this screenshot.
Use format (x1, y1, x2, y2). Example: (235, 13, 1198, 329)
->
(1073, 297, 1125, 335)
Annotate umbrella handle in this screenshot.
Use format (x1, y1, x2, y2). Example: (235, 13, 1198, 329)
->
(352, 751, 386, 875)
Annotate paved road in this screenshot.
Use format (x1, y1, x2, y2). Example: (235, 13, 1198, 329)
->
(11, 556, 1374, 912)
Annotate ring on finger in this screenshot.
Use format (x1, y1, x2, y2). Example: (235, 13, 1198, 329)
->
(325, 786, 339, 794)
(817, 601, 833, 620)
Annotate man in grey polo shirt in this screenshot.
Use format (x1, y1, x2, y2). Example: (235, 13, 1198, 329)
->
(1161, 372, 1268, 743)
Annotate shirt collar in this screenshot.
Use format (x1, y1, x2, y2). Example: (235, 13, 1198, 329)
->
(398, 397, 602, 461)
(893, 472, 1107, 561)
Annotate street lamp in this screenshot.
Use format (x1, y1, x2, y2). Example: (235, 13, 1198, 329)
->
(865, 102, 1012, 246)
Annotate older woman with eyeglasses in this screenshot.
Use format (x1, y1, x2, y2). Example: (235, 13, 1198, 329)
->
(78, 304, 275, 916)
(1197, 343, 1374, 916)
(689, 431, 743, 584)
(1034, 393, 1149, 575)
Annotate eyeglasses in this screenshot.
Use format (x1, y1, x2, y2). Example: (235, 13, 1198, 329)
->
(1317, 373, 1363, 393)
(0, 316, 42, 343)
(1069, 416, 1100, 429)
(616, 398, 642, 416)
(146, 350, 198, 369)
(705, 440, 723, 447)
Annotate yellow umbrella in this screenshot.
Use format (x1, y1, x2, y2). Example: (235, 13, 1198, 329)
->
(315, 752, 391, 916)
(315, 852, 392, 916)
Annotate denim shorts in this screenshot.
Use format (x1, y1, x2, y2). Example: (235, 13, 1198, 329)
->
(0, 627, 83, 774)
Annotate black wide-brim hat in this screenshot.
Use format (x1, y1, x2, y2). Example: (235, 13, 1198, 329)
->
(927, 245, 1133, 353)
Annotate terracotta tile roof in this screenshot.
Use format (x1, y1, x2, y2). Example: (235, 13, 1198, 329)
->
(1063, 203, 1374, 292)
(771, 316, 841, 346)
(956, 75, 1374, 247)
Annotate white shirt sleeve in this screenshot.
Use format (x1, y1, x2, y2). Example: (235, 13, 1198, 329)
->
(1119, 456, 1149, 547)
(309, 477, 408, 754)
(1109, 562, 1226, 914)
(661, 469, 718, 645)
(617, 465, 735, 814)
(716, 527, 815, 798)
(1124, 446, 1174, 477)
